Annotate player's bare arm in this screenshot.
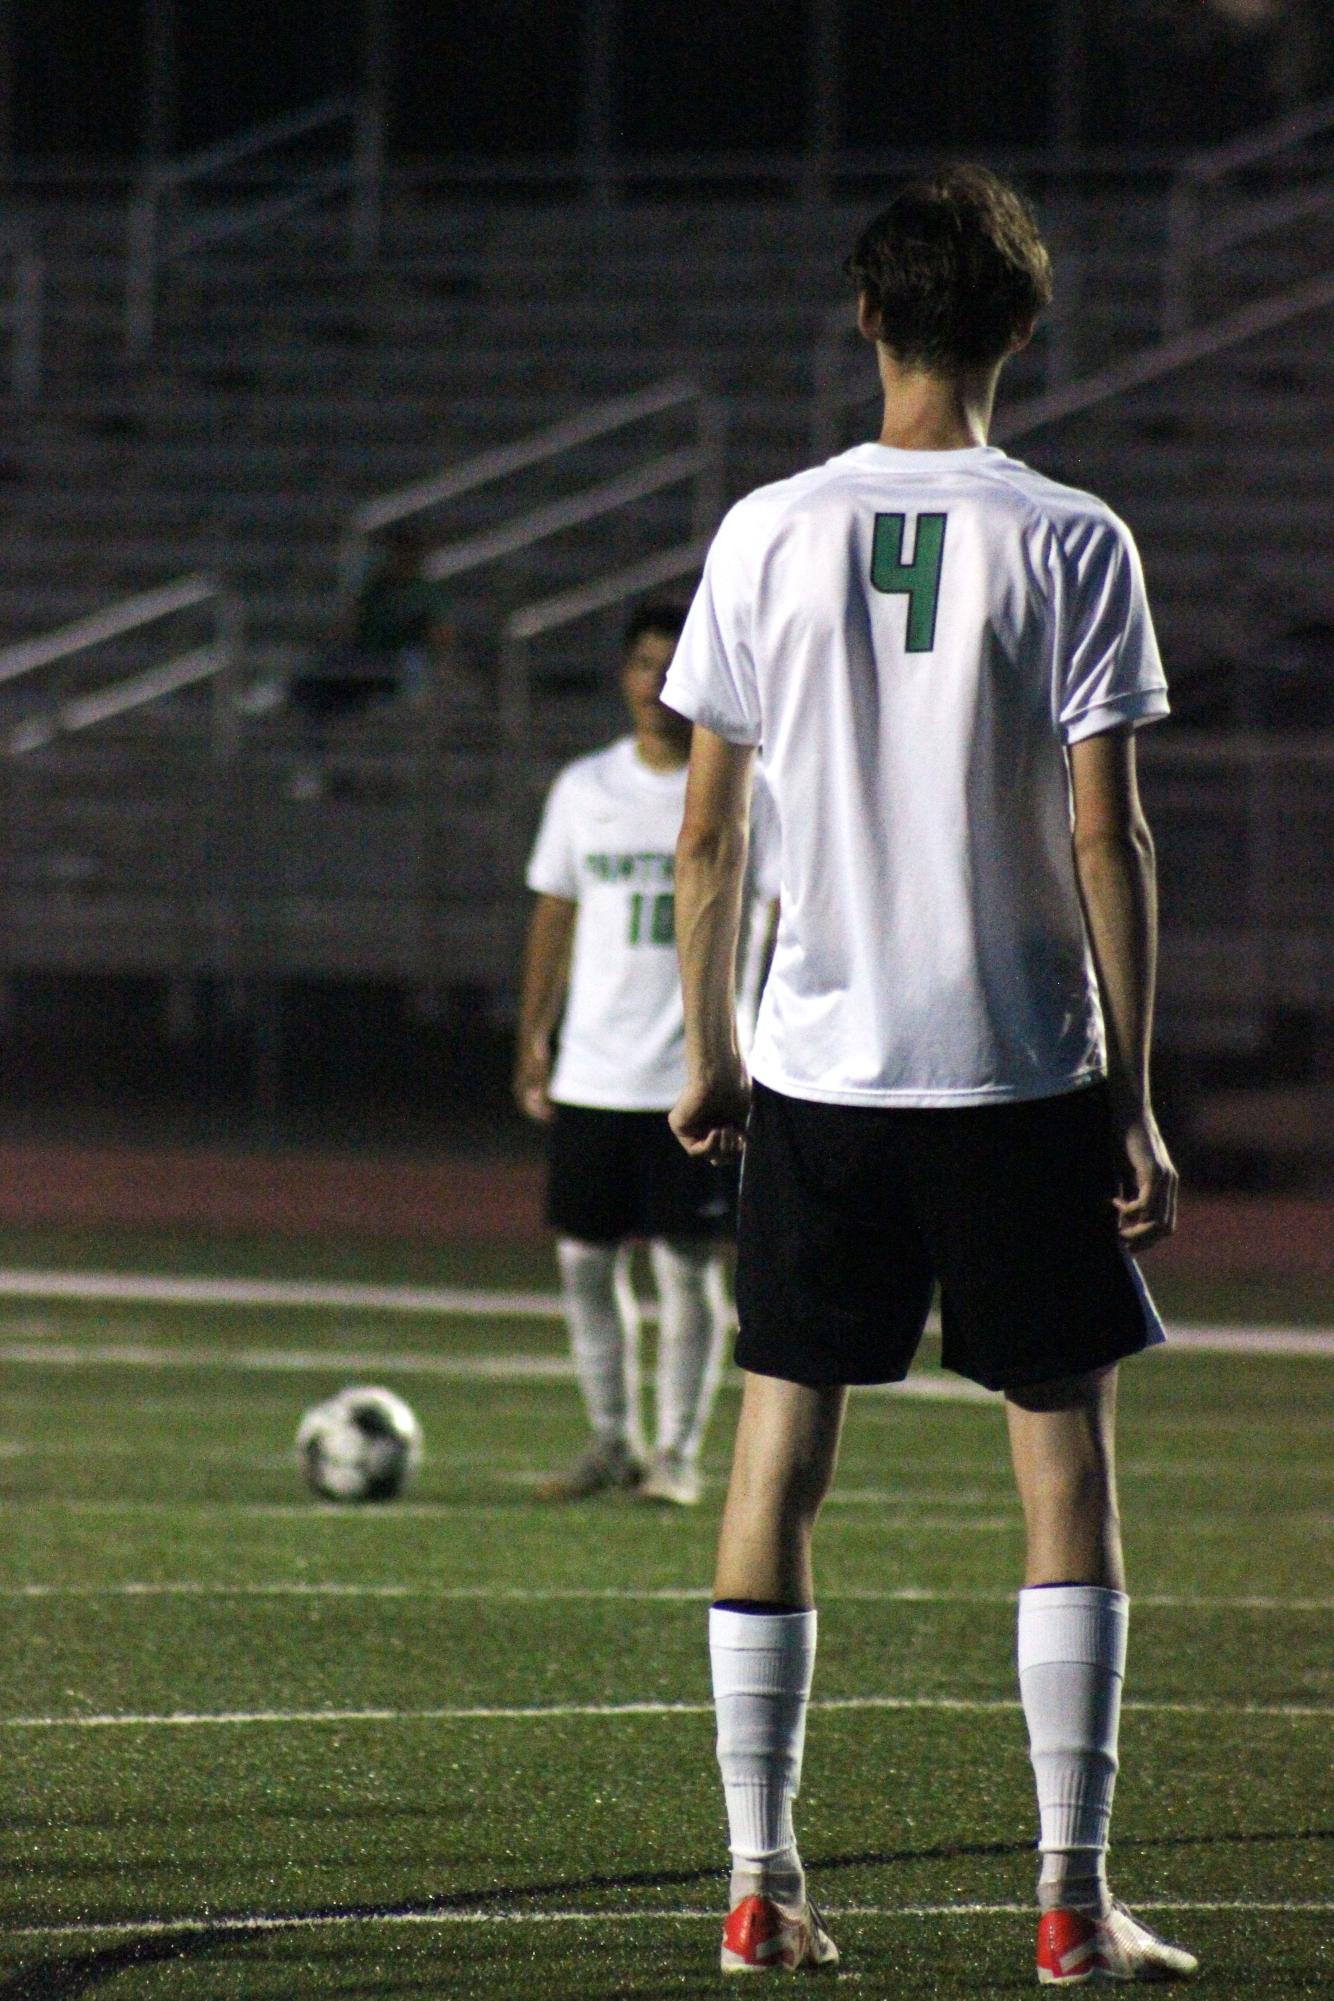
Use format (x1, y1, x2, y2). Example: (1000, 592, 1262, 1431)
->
(1069, 729, 1178, 1249)
(513, 892, 576, 1122)
(670, 725, 755, 1162)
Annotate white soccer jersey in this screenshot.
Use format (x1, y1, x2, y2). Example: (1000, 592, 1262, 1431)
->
(526, 736, 779, 1110)
(663, 442, 1169, 1108)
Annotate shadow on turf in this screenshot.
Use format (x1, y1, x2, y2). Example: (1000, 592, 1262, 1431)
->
(7, 1827, 1330, 1998)
(0, 1931, 232, 2000)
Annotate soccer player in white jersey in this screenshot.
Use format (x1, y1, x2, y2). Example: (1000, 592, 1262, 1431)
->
(515, 600, 778, 1507)
(663, 168, 1199, 1983)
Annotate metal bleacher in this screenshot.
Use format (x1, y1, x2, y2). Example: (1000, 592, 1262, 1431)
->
(0, 113, 1330, 1128)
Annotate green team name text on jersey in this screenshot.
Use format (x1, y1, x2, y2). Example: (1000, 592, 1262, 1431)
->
(584, 850, 675, 885)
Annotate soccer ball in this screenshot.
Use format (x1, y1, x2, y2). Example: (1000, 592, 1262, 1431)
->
(296, 1386, 422, 1502)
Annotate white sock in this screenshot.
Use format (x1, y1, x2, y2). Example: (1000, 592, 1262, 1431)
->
(1018, 1584, 1129, 1916)
(647, 1238, 729, 1462)
(710, 1605, 816, 1909)
(555, 1238, 643, 1458)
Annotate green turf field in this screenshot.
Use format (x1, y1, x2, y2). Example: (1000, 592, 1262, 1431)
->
(1, 1227, 1330, 1997)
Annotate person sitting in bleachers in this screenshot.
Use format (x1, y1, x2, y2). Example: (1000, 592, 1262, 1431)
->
(289, 523, 455, 721)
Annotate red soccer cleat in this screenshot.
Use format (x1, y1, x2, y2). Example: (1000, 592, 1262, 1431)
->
(1037, 1902, 1199, 1984)
(721, 1893, 839, 1974)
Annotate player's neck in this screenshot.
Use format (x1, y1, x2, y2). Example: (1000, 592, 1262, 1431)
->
(633, 726, 689, 773)
(875, 354, 999, 452)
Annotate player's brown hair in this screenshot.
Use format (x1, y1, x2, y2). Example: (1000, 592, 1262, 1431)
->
(845, 164, 1053, 372)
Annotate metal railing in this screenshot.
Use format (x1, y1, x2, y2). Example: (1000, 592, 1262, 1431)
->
(995, 266, 1334, 444)
(809, 102, 1334, 459)
(0, 575, 242, 757)
(1140, 732, 1334, 1031)
(0, 234, 42, 404)
(812, 254, 1334, 465)
(498, 538, 712, 777)
(124, 94, 383, 356)
(340, 378, 726, 598)
(1163, 91, 1334, 336)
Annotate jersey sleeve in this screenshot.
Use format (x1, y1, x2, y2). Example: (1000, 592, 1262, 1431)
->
(524, 767, 580, 899)
(1055, 514, 1169, 744)
(661, 505, 763, 745)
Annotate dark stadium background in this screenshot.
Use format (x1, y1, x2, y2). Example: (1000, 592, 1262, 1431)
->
(8, 2, 1331, 163)
(0, 1, 1330, 1211)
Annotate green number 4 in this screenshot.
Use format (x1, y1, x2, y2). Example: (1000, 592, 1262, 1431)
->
(870, 512, 947, 652)
(628, 891, 675, 946)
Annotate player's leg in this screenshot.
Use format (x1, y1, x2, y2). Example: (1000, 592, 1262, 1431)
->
(539, 1237, 643, 1499)
(709, 1085, 931, 1970)
(640, 1235, 729, 1505)
(540, 1106, 645, 1499)
(1008, 1365, 1124, 1921)
(712, 1371, 845, 1970)
(1008, 1364, 1124, 1590)
(1007, 1369, 1196, 1983)
(635, 1111, 737, 1505)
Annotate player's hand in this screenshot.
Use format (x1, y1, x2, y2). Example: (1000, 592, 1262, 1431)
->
(513, 1046, 555, 1124)
(1112, 1107, 1178, 1251)
(669, 1066, 751, 1164)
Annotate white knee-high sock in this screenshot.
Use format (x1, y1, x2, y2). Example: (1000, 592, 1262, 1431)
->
(1018, 1585, 1129, 1915)
(710, 1606, 816, 1909)
(647, 1238, 729, 1462)
(555, 1237, 643, 1457)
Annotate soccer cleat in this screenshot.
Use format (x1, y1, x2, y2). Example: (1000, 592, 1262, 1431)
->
(1037, 1902, 1199, 1984)
(721, 1894, 839, 1974)
(638, 1449, 702, 1506)
(535, 1439, 641, 1502)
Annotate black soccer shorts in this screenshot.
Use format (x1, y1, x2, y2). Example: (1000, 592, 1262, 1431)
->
(546, 1102, 739, 1245)
(735, 1079, 1163, 1392)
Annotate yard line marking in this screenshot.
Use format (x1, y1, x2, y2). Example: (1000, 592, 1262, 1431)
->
(8, 1582, 1331, 1612)
(3, 1695, 1329, 1730)
(9, 1496, 1327, 1532)
(0, 1269, 1329, 1354)
(8, 1899, 1332, 1941)
(0, 1342, 992, 1402)
(0, 1498, 1028, 1529)
(3, 1335, 1329, 1387)
(0, 1342, 580, 1380)
(1163, 1327, 1334, 1355)
(0, 1270, 570, 1318)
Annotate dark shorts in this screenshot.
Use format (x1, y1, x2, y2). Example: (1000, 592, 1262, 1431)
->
(547, 1102, 739, 1245)
(735, 1079, 1161, 1393)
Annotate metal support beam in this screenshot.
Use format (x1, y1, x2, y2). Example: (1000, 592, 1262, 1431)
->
(581, 0, 619, 206)
(803, 0, 842, 207)
(354, 0, 391, 263)
(142, 0, 178, 165)
(0, 2, 13, 172)
(1050, 0, 1087, 156)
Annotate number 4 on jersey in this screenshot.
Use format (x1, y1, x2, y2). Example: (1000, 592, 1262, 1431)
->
(870, 512, 947, 652)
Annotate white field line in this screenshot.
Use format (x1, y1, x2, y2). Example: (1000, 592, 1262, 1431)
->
(0, 1499, 1023, 1528)
(0, 1340, 992, 1400)
(0, 1270, 569, 1318)
(0, 1336, 1328, 1386)
(10, 1495, 1327, 1531)
(3, 1694, 1329, 1731)
(7, 1582, 1331, 1613)
(0, 1342, 579, 1381)
(0, 1266, 1330, 1355)
(8, 1899, 1331, 1942)
(1164, 1328, 1334, 1355)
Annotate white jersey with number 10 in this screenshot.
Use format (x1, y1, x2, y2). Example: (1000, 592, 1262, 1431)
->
(526, 737, 779, 1111)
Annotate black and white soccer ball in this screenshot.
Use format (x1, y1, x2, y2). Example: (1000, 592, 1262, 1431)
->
(296, 1386, 422, 1502)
